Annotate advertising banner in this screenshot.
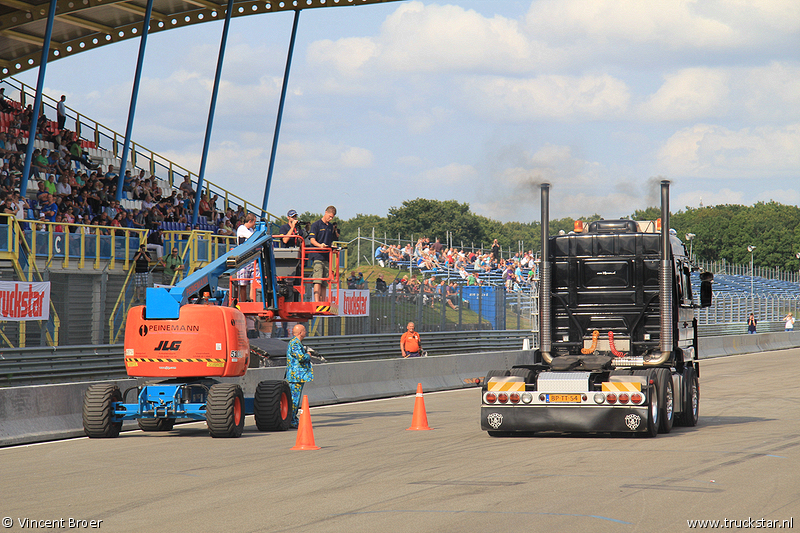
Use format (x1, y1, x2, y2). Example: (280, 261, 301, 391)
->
(0, 281, 51, 321)
(338, 289, 370, 316)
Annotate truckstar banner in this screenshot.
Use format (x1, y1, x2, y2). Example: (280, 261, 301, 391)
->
(337, 289, 370, 316)
(0, 281, 50, 321)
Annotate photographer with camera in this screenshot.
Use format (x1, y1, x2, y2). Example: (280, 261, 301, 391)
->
(277, 208, 303, 247)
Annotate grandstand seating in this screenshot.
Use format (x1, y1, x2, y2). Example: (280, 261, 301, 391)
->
(691, 272, 800, 298)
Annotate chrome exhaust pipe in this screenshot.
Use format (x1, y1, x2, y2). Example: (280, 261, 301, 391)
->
(540, 183, 553, 364)
(651, 179, 673, 365)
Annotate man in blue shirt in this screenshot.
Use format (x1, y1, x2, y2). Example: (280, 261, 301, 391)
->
(308, 205, 337, 302)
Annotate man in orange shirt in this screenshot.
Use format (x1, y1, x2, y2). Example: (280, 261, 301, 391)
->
(400, 322, 422, 358)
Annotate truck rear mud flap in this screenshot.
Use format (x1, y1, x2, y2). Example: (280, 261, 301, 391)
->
(480, 405, 651, 434)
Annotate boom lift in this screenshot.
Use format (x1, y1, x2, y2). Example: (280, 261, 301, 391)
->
(83, 228, 340, 438)
(481, 181, 713, 437)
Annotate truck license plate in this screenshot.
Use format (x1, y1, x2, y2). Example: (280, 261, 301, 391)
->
(546, 394, 581, 403)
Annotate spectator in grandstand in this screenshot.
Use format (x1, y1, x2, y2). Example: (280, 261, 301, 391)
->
(783, 312, 794, 332)
(178, 175, 194, 196)
(375, 245, 388, 267)
(375, 273, 388, 293)
(355, 272, 368, 290)
(40, 194, 58, 222)
(747, 313, 757, 334)
(132, 244, 151, 302)
(308, 205, 337, 302)
(437, 279, 458, 310)
(55, 175, 71, 197)
(400, 322, 423, 358)
(0, 162, 12, 190)
(217, 219, 234, 236)
(503, 264, 515, 290)
(146, 226, 164, 258)
(284, 323, 313, 428)
(198, 193, 213, 219)
(402, 243, 413, 262)
(407, 274, 421, 298)
(0, 87, 11, 112)
(347, 271, 358, 289)
(491, 239, 501, 262)
(422, 277, 436, 307)
(467, 271, 479, 286)
(159, 246, 184, 285)
(0, 193, 16, 224)
(56, 95, 67, 131)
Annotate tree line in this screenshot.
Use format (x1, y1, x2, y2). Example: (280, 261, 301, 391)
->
(295, 198, 800, 271)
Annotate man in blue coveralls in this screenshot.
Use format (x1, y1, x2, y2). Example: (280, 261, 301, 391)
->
(284, 324, 313, 428)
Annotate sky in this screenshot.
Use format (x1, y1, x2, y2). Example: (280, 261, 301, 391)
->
(14, 0, 800, 222)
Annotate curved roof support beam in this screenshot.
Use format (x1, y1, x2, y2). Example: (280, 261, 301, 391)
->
(191, 0, 236, 227)
(19, 0, 57, 197)
(114, 0, 154, 202)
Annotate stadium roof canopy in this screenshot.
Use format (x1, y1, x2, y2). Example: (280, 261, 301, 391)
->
(0, 0, 403, 78)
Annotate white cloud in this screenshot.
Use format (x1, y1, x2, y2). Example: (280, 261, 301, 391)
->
(524, 0, 799, 50)
(658, 124, 800, 177)
(462, 73, 630, 121)
(307, 37, 379, 76)
(339, 146, 374, 168)
(640, 68, 730, 121)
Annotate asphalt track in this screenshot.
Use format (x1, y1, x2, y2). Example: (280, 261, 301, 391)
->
(1, 349, 798, 533)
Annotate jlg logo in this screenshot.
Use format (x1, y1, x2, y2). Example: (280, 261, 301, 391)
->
(154, 340, 182, 351)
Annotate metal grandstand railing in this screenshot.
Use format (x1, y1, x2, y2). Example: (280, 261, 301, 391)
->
(697, 294, 799, 325)
(0, 76, 282, 224)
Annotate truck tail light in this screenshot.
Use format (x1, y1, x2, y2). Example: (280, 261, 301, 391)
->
(509, 392, 521, 404)
(606, 393, 617, 404)
(631, 393, 643, 404)
(497, 392, 509, 404)
(618, 393, 630, 404)
(485, 392, 497, 403)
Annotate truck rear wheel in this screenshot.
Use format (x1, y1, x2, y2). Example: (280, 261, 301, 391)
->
(483, 369, 510, 390)
(206, 384, 245, 438)
(676, 367, 699, 427)
(254, 380, 292, 431)
(655, 368, 674, 434)
(83, 384, 123, 438)
(137, 418, 175, 432)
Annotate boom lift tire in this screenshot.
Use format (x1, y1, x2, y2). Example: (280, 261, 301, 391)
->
(83, 384, 123, 438)
(675, 366, 699, 427)
(137, 418, 176, 432)
(655, 368, 674, 434)
(253, 380, 292, 431)
(206, 383, 245, 438)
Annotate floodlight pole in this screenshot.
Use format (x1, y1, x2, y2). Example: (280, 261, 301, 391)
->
(19, 0, 57, 197)
(748, 245, 756, 300)
(191, 0, 236, 227)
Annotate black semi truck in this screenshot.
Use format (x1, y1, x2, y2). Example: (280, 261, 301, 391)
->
(481, 180, 712, 437)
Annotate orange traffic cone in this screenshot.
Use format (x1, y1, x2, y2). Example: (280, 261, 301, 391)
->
(407, 383, 433, 431)
(291, 395, 321, 450)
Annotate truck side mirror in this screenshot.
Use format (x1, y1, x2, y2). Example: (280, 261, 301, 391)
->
(699, 271, 713, 308)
